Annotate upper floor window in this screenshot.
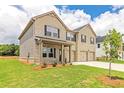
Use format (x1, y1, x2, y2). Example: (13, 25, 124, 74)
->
(90, 37, 95, 44)
(97, 44, 100, 48)
(66, 32, 76, 41)
(81, 34, 86, 43)
(44, 25, 60, 38)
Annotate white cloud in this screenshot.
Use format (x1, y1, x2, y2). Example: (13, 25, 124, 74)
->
(91, 9, 124, 36)
(0, 5, 124, 44)
(0, 6, 28, 44)
(59, 9, 91, 29)
(112, 5, 124, 11)
(0, 5, 58, 44)
(0, 5, 91, 44)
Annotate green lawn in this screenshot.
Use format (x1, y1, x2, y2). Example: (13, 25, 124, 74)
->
(0, 59, 124, 88)
(113, 60, 124, 64)
(97, 59, 124, 64)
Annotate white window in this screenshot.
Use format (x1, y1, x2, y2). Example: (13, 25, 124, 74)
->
(43, 48, 47, 57)
(66, 32, 76, 41)
(81, 34, 86, 42)
(90, 37, 94, 44)
(44, 25, 59, 38)
(43, 47, 56, 58)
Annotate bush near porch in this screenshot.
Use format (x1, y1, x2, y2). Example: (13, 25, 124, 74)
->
(0, 59, 124, 88)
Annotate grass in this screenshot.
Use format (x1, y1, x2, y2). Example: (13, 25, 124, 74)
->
(97, 59, 124, 64)
(113, 60, 124, 64)
(0, 59, 124, 88)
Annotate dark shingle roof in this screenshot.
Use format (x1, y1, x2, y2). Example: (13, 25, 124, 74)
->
(96, 36, 106, 43)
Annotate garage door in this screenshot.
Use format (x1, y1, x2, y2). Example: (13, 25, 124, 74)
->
(80, 51, 87, 61)
(88, 52, 94, 61)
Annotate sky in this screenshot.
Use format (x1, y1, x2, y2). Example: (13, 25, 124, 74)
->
(0, 5, 124, 44)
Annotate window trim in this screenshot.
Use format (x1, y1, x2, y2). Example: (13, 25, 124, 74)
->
(44, 25, 60, 38)
(90, 37, 94, 44)
(81, 34, 86, 43)
(66, 32, 76, 41)
(42, 47, 56, 58)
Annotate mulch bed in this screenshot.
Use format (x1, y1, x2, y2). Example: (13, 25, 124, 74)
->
(98, 75, 124, 87)
(33, 64, 71, 70)
(20, 60, 72, 70)
(21, 61, 32, 65)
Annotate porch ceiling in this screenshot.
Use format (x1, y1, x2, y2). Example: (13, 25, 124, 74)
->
(35, 36, 74, 46)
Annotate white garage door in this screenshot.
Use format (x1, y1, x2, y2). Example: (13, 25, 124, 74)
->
(80, 51, 87, 61)
(88, 52, 94, 61)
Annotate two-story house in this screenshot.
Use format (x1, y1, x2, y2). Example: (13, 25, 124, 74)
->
(96, 36, 124, 60)
(18, 11, 96, 64)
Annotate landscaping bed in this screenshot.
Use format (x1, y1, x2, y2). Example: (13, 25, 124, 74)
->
(98, 75, 124, 87)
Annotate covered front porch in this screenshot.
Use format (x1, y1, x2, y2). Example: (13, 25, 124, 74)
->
(35, 36, 73, 64)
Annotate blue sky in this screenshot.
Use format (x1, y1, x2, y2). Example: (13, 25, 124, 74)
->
(56, 5, 119, 19)
(14, 5, 118, 19)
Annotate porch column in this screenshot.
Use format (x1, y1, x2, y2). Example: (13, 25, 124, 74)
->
(69, 45, 72, 63)
(61, 44, 64, 64)
(39, 40, 43, 65)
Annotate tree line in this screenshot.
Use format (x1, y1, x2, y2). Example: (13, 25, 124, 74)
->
(0, 44, 19, 56)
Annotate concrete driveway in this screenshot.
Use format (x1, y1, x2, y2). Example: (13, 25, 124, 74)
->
(73, 61, 124, 72)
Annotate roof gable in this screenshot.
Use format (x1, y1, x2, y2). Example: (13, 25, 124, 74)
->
(19, 11, 71, 39)
(19, 11, 96, 39)
(73, 24, 96, 36)
(33, 11, 70, 31)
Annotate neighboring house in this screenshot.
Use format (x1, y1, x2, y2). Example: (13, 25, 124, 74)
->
(96, 36, 106, 58)
(18, 11, 96, 64)
(96, 36, 124, 60)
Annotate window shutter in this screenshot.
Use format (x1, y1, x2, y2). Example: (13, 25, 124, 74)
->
(54, 48, 56, 58)
(44, 25, 47, 35)
(74, 34, 76, 41)
(85, 35, 86, 42)
(58, 29, 60, 38)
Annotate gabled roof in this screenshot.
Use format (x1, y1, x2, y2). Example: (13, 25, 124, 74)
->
(18, 11, 70, 39)
(96, 36, 106, 43)
(73, 24, 96, 36)
(18, 18, 34, 39)
(19, 11, 96, 39)
(33, 11, 70, 31)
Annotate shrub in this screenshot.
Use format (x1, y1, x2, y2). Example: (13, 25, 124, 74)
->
(41, 63, 47, 68)
(62, 63, 65, 66)
(52, 61, 57, 67)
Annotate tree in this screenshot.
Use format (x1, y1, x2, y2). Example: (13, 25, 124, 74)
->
(0, 44, 19, 56)
(103, 29, 123, 79)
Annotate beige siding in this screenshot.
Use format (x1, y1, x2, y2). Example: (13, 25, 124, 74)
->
(19, 12, 96, 63)
(33, 14, 77, 63)
(64, 48, 76, 62)
(76, 25, 96, 61)
(20, 24, 33, 44)
(19, 24, 35, 62)
(80, 51, 87, 61)
(34, 15, 67, 41)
